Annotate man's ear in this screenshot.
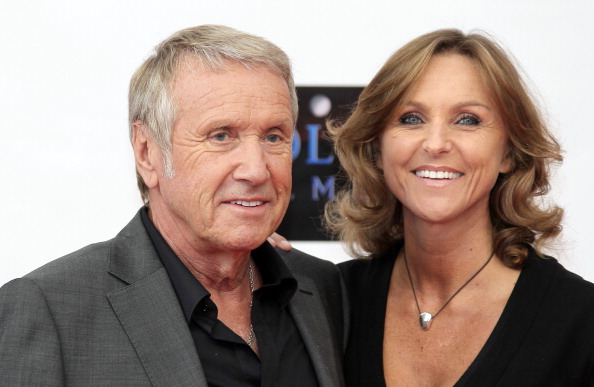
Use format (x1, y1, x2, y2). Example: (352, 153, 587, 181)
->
(132, 121, 161, 189)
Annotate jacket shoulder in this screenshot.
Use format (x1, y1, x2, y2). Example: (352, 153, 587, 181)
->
(275, 246, 342, 287)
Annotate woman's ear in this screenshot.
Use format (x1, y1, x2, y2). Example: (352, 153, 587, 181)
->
(373, 139, 383, 170)
(499, 144, 514, 174)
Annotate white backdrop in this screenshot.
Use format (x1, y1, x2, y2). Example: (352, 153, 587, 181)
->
(2, 0, 593, 287)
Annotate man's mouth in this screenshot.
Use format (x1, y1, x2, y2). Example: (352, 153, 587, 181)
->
(414, 170, 463, 180)
(228, 200, 264, 207)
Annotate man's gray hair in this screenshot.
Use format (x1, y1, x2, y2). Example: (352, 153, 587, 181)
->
(129, 24, 297, 203)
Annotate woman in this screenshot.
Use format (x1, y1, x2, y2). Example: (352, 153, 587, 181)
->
(325, 30, 594, 386)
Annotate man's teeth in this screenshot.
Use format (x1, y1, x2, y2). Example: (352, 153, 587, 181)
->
(230, 200, 263, 207)
(415, 170, 462, 179)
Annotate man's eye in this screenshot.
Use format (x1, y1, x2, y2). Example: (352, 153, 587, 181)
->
(265, 134, 281, 143)
(400, 113, 423, 125)
(212, 132, 230, 141)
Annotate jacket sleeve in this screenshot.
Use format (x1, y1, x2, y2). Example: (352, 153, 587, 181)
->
(0, 278, 65, 386)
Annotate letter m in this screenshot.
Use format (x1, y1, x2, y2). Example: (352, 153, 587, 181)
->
(311, 176, 335, 201)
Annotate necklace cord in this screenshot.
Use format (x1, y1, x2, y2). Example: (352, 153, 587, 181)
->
(403, 249, 495, 320)
(246, 260, 256, 346)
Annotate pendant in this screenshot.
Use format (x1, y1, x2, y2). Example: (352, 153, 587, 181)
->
(419, 312, 432, 330)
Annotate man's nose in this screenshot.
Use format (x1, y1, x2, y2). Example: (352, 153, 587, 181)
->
(231, 140, 270, 185)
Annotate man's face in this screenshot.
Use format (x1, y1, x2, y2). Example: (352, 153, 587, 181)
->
(146, 58, 294, 255)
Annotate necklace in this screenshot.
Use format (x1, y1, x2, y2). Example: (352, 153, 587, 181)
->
(403, 249, 495, 331)
(246, 260, 256, 347)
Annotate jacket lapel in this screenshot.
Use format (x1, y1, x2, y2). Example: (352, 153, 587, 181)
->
(106, 212, 207, 386)
(289, 275, 343, 387)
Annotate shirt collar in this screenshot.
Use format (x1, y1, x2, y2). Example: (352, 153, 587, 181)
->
(251, 243, 298, 308)
(140, 206, 298, 322)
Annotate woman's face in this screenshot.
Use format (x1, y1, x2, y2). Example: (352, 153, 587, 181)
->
(378, 53, 511, 227)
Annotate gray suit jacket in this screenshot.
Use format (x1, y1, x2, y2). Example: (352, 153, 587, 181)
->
(0, 211, 347, 386)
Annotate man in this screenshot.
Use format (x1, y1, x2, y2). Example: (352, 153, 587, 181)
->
(0, 25, 346, 386)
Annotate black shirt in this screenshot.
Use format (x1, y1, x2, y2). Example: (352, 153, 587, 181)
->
(141, 207, 319, 387)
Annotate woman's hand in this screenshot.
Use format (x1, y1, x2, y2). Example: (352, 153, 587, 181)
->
(267, 232, 292, 251)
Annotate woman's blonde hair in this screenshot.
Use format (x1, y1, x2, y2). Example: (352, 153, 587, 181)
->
(325, 29, 563, 267)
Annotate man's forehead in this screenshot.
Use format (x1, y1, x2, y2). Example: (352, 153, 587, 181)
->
(173, 55, 278, 86)
(169, 59, 292, 130)
(173, 59, 282, 100)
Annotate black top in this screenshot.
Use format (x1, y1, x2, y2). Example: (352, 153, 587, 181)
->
(339, 243, 594, 386)
(141, 207, 319, 387)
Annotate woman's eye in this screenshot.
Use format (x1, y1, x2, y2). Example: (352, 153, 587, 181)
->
(400, 113, 423, 125)
(457, 114, 481, 126)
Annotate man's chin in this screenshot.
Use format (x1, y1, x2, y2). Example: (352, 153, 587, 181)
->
(216, 232, 272, 253)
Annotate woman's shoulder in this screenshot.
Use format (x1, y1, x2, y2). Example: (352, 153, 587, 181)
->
(338, 249, 395, 271)
(338, 245, 400, 289)
(338, 257, 375, 283)
(527, 252, 594, 289)
(523, 250, 594, 310)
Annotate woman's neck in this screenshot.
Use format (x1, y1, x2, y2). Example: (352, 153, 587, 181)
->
(400, 208, 496, 291)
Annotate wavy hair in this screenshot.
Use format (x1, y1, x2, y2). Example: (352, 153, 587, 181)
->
(325, 29, 563, 267)
(129, 25, 297, 203)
